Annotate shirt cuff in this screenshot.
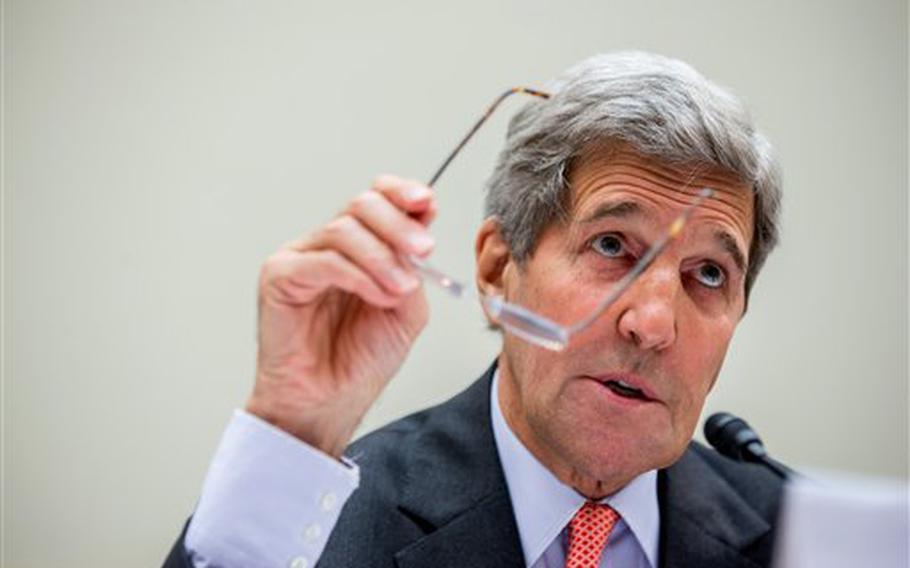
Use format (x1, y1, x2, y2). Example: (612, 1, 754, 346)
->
(185, 409, 359, 568)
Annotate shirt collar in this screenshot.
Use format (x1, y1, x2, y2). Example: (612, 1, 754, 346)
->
(490, 369, 660, 567)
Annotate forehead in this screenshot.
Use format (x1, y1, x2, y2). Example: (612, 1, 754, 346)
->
(565, 147, 755, 245)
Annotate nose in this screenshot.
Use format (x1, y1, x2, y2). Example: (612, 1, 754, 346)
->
(615, 263, 679, 351)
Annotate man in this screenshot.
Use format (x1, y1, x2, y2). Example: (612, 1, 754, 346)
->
(164, 51, 783, 568)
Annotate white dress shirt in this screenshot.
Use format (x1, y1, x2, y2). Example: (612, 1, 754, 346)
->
(185, 372, 659, 568)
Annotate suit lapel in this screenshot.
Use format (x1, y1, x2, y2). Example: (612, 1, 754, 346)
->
(394, 490, 524, 568)
(658, 447, 772, 568)
(393, 364, 524, 568)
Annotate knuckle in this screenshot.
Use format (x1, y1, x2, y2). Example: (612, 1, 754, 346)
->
(259, 252, 290, 285)
(320, 250, 345, 269)
(349, 191, 380, 215)
(361, 250, 394, 271)
(261, 251, 286, 273)
(371, 173, 399, 190)
(314, 249, 350, 277)
(322, 215, 356, 240)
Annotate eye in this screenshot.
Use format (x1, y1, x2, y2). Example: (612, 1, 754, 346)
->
(694, 262, 726, 289)
(591, 234, 626, 258)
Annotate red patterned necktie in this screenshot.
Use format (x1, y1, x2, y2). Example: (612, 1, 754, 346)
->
(564, 501, 621, 568)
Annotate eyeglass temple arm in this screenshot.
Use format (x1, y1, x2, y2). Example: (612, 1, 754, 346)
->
(426, 87, 550, 187)
(406, 87, 550, 296)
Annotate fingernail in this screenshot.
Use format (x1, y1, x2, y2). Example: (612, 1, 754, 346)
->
(409, 233, 435, 253)
(405, 186, 431, 201)
(389, 268, 419, 292)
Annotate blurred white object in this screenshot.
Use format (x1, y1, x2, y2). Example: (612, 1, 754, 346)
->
(773, 472, 909, 567)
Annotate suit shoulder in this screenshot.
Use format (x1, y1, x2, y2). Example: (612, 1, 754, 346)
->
(341, 392, 462, 508)
(344, 374, 491, 474)
(345, 402, 435, 466)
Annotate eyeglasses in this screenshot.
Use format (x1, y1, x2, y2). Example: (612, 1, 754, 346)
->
(408, 87, 713, 351)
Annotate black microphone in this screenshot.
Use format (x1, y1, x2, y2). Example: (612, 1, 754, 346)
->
(704, 412, 794, 479)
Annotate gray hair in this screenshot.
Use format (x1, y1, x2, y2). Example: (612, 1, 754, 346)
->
(484, 51, 781, 298)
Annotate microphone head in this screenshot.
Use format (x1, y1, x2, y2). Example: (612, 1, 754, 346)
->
(704, 412, 766, 461)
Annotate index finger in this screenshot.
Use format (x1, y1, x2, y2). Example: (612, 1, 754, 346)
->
(371, 174, 437, 226)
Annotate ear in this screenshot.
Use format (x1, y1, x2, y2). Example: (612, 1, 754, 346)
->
(474, 217, 514, 322)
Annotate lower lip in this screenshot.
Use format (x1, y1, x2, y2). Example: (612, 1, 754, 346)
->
(583, 376, 655, 408)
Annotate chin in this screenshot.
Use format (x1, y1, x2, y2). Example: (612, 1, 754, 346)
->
(573, 430, 683, 484)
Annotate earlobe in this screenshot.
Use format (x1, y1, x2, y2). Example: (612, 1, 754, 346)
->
(474, 217, 513, 310)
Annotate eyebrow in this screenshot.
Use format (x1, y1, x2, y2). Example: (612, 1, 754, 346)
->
(578, 200, 646, 224)
(715, 230, 747, 273)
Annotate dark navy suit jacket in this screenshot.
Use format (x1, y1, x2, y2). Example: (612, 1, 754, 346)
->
(164, 364, 783, 567)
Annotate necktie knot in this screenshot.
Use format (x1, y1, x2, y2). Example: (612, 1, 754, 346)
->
(565, 502, 621, 568)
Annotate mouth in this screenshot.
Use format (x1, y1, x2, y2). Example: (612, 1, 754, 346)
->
(586, 375, 658, 403)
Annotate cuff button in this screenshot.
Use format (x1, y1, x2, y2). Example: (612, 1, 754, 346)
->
(320, 492, 337, 512)
(303, 523, 322, 543)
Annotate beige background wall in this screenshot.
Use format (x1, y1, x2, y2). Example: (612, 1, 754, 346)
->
(3, 0, 907, 566)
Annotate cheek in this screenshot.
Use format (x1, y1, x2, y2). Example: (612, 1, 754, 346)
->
(673, 319, 737, 418)
(502, 328, 563, 401)
(513, 270, 586, 324)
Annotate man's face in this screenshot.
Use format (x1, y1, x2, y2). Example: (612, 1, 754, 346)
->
(487, 148, 754, 497)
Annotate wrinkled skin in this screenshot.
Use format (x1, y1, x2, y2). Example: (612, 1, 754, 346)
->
(475, 148, 754, 498)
